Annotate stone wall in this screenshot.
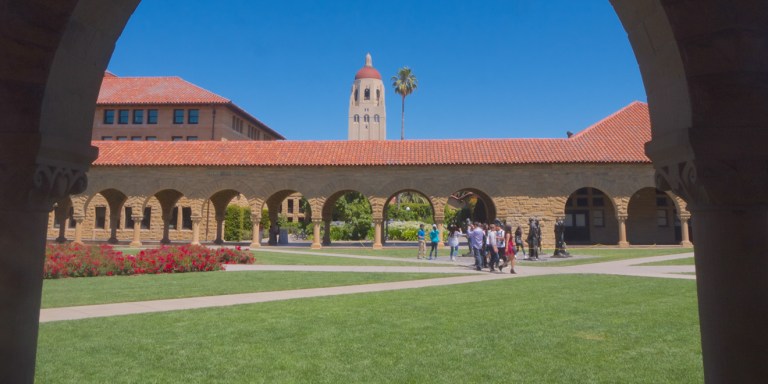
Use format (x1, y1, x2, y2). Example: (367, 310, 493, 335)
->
(48, 162, 690, 248)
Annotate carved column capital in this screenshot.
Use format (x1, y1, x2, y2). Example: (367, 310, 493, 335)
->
(655, 158, 768, 209)
(0, 162, 88, 211)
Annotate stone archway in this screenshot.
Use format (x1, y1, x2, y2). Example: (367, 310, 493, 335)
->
(563, 187, 619, 245)
(2, 1, 768, 382)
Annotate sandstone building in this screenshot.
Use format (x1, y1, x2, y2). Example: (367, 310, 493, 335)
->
(93, 72, 284, 142)
(48, 102, 692, 249)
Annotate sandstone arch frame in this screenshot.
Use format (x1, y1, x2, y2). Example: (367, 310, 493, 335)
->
(1, 1, 766, 382)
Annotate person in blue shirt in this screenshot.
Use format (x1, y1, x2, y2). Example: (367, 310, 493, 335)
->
(428, 224, 440, 260)
(417, 224, 426, 259)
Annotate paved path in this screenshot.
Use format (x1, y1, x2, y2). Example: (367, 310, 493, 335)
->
(39, 251, 695, 323)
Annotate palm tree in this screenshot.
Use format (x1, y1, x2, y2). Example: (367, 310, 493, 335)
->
(391, 67, 418, 140)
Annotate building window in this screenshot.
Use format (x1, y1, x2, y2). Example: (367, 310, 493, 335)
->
(592, 210, 605, 227)
(141, 207, 151, 229)
(146, 136, 157, 141)
(169, 207, 179, 230)
(118, 109, 129, 124)
(657, 209, 669, 227)
(354, 89, 359, 101)
(186, 136, 198, 141)
(374, 114, 380, 123)
(188, 109, 199, 124)
(171, 136, 183, 141)
(656, 196, 669, 207)
(173, 109, 184, 124)
(103, 109, 115, 124)
(376, 89, 380, 101)
(364, 115, 370, 123)
(147, 109, 158, 124)
(353, 115, 360, 123)
(287, 200, 294, 214)
(364, 88, 370, 100)
(101, 136, 113, 140)
(94, 206, 106, 229)
(124, 207, 133, 229)
(592, 197, 604, 207)
(133, 109, 144, 124)
(576, 197, 589, 207)
(116, 136, 128, 141)
(131, 136, 142, 141)
(182, 207, 192, 230)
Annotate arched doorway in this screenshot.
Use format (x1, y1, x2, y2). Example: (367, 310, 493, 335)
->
(321, 190, 373, 246)
(563, 187, 618, 245)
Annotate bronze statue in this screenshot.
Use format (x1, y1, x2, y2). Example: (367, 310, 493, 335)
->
(552, 217, 571, 258)
(526, 217, 540, 260)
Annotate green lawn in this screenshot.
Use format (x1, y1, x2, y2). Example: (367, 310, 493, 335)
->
(518, 247, 694, 267)
(637, 257, 696, 266)
(306, 247, 447, 259)
(37, 274, 702, 383)
(42, 271, 464, 308)
(251, 250, 454, 266)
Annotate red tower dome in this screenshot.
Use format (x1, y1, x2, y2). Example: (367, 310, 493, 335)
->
(354, 53, 382, 80)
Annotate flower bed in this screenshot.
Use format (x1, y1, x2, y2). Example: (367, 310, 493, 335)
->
(44, 243, 254, 279)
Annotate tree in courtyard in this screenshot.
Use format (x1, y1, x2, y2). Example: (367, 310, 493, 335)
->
(391, 67, 418, 140)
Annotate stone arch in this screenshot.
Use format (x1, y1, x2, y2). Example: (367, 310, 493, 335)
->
(383, 189, 436, 223)
(445, 188, 497, 225)
(627, 187, 692, 245)
(82, 189, 128, 244)
(563, 187, 619, 245)
(1, 2, 766, 382)
(320, 190, 374, 245)
(263, 189, 309, 245)
(141, 189, 185, 244)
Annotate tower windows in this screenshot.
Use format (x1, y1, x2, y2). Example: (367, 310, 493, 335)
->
(364, 88, 370, 100)
(354, 89, 359, 102)
(374, 115, 380, 123)
(353, 115, 360, 123)
(364, 115, 370, 123)
(376, 89, 380, 100)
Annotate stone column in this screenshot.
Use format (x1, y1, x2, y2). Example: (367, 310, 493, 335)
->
(250, 213, 261, 248)
(107, 211, 120, 244)
(0, 161, 90, 384)
(436, 219, 446, 249)
(679, 214, 693, 247)
(322, 220, 332, 246)
(73, 215, 84, 244)
(190, 216, 201, 245)
(692, 206, 768, 383)
(129, 214, 143, 247)
(651, 158, 768, 382)
(312, 219, 322, 249)
(214, 213, 225, 245)
(55, 216, 67, 243)
(372, 218, 383, 250)
(617, 214, 629, 248)
(160, 216, 171, 245)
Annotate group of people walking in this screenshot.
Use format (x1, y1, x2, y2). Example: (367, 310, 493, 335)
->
(464, 220, 517, 274)
(416, 219, 529, 274)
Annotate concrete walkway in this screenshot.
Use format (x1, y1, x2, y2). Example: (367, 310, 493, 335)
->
(39, 251, 695, 323)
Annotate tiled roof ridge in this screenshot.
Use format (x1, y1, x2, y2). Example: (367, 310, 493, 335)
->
(569, 101, 647, 140)
(92, 102, 651, 167)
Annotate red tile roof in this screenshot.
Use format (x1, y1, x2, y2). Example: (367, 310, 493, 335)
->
(98, 76, 230, 105)
(93, 102, 651, 167)
(97, 74, 285, 140)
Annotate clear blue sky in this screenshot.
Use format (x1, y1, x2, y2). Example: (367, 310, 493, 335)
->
(108, 0, 646, 141)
